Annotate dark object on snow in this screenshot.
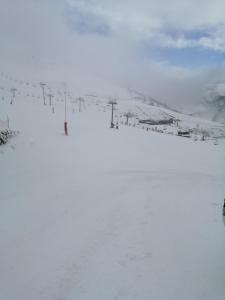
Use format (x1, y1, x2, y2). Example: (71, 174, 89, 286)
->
(222, 199, 225, 226)
(0, 130, 9, 145)
(0, 134, 7, 144)
(201, 135, 205, 141)
(139, 118, 174, 125)
(177, 130, 191, 138)
(0, 129, 17, 145)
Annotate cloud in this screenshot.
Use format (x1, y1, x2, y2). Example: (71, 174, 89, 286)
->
(0, 0, 225, 109)
(65, 4, 111, 36)
(67, 0, 225, 51)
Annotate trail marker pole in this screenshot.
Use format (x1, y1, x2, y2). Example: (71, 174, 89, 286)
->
(10, 88, 17, 104)
(47, 94, 54, 113)
(77, 97, 84, 112)
(124, 112, 134, 125)
(64, 91, 68, 136)
(40, 83, 46, 105)
(47, 93, 53, 106)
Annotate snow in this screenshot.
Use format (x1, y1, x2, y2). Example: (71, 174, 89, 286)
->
(0, 85, 225, 300)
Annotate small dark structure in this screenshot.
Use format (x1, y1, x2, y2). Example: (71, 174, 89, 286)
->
(40, 82, 46, 105)
(223, 199, 225, 226)
(139, 118, 174, 125)
(0, 129, 17, 145)
(124, 112, 135, 125)
(0, 130, 8, 145)
(10, 88, 17, 105)
(177, 130, 191, 138)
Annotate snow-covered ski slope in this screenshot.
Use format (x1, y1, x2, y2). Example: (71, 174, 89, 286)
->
(1, 68, 225, 138)
(0, 74, 225, 300)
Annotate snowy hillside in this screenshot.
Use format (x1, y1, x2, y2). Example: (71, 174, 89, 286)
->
(0, 68, 225, 300)
(1, 68, 225, 140)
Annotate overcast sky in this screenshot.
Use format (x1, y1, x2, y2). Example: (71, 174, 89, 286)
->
(1, 0, 225, 108)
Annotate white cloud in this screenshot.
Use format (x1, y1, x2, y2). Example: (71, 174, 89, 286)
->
(67, 0, 225, 51)
(0, 0, 225, 109)
(199, 27, 225, 51)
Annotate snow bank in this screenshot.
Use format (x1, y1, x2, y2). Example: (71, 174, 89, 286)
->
(0, 86, 225, 300)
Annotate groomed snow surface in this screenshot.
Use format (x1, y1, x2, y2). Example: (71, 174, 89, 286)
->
(0, 98, 225, 300)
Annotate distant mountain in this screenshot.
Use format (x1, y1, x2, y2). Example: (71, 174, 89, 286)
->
(1, 52, 224, 126)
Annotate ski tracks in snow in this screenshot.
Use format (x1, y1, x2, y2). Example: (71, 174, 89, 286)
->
(49, 174, 155, 300)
